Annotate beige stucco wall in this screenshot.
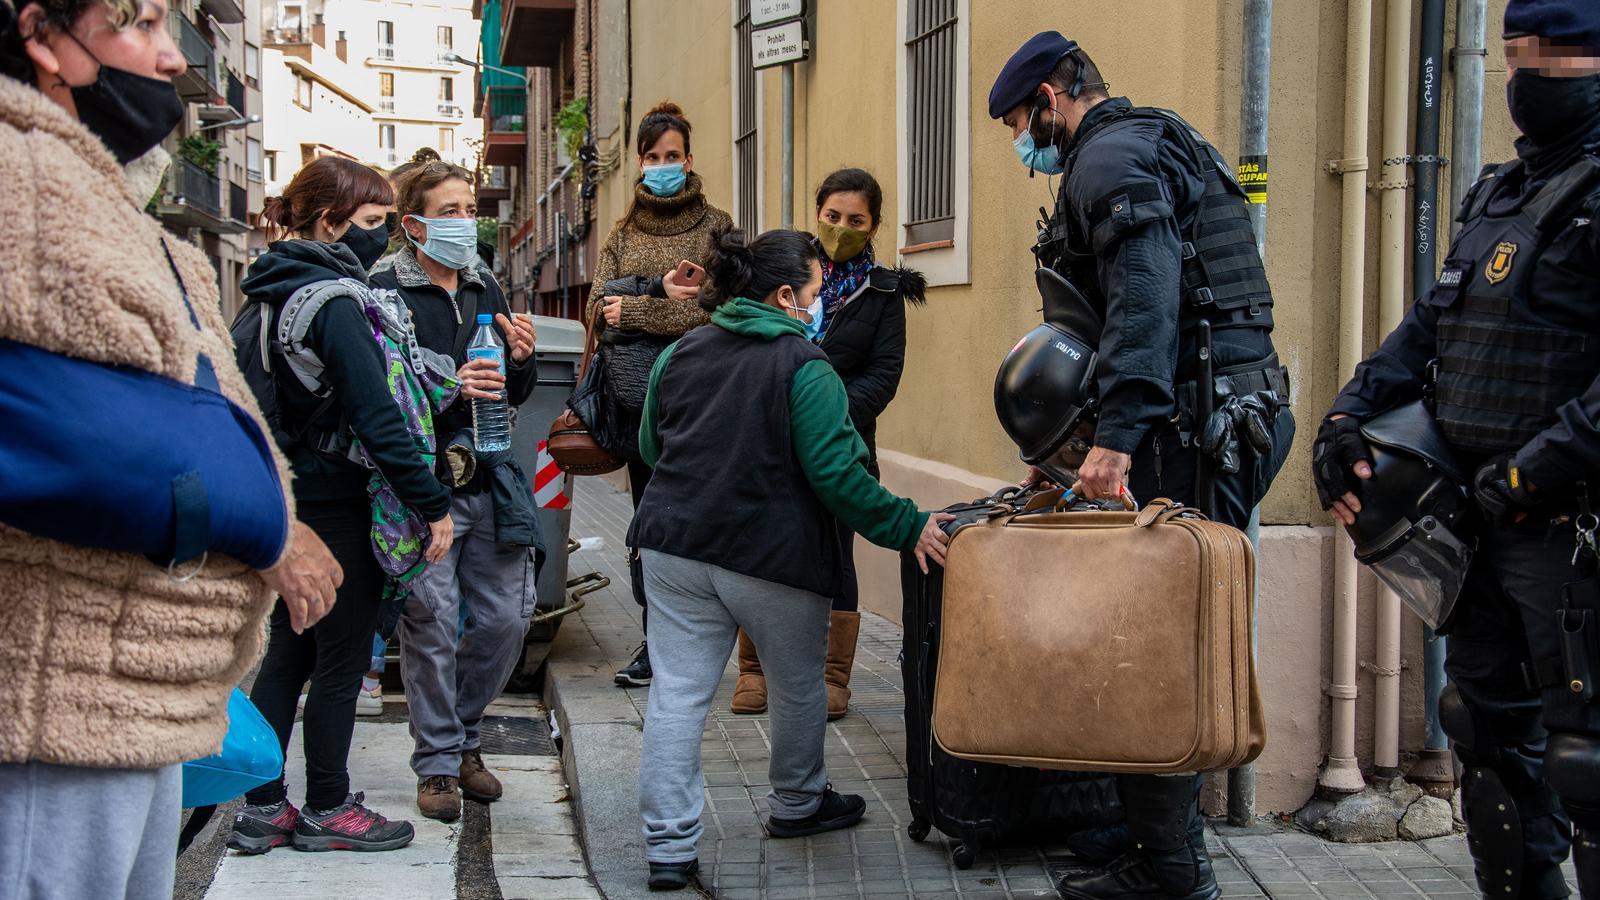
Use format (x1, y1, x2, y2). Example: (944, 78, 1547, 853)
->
(597, 0, 1525, 814)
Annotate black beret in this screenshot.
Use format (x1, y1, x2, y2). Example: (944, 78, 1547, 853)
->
(988, 31, 1077, 120)
(1504, 0, 1600, 49)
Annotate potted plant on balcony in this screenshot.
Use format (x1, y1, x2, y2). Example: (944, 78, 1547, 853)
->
(555, 98, 587, 177)
(178, 134, 223, 173)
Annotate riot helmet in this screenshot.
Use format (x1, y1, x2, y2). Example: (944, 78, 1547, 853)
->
(994, 268, 1102, 479)
(1345, 401, 1476, 630)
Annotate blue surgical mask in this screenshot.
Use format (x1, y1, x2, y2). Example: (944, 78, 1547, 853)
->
(1014, 107, 1065, 176)
(405, 215, 479, 271)
(642, 163, 687, 197)
(788, 291, 824, 341)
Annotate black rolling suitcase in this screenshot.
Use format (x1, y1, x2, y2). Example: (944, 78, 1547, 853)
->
(900, 489, 1122, 868)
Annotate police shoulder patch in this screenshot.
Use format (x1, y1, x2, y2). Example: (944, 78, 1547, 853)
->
(1485, 241, 1518, 285)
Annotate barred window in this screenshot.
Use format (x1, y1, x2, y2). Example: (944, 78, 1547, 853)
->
(732, 0, 759, 230)
(904, 0, 956, 246)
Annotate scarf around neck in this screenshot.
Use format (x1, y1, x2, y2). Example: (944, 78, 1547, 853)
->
(815, 238, 876, 340)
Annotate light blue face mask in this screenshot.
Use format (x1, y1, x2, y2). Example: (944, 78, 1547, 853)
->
(406, 215, 479, 271)
(1014, 106, 1065, 176)
(642, 163, 687, 197)
(788, 291, 824, 341)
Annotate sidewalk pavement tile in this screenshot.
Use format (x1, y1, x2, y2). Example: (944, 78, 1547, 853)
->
(556, 479, 1578, 899)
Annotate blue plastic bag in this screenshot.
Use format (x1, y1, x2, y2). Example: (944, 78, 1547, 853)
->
(181, 689, 283, 809)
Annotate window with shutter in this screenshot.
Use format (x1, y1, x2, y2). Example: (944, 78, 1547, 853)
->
(731, 0, 761, 230)
(897, 0, 970, 285)
(904, 0, 956, 246)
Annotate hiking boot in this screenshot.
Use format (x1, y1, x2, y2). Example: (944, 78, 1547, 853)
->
(227, 800, 299, 854)
(647, 859, 699, 891)
(615, 642, 652, 687)
(765, 787, 867, 838)
(417, 775, 462, 822)
(292, 793, 415, 852)
(416, 771, 460, 819)
(459, 748, 503, 803)
(1059, 774, 1218, 900)
(1057, 850, 1220, 900)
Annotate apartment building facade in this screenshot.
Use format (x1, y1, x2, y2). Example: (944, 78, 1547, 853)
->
(157, 0, 265, 319)
(258, 0, 483, 186)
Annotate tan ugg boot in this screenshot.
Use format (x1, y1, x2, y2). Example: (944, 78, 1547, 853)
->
(825, 611, 861, 721)
(730, 630, 767, 714)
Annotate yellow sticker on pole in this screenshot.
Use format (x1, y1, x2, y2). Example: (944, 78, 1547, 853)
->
(1237, 155, 1268, 205)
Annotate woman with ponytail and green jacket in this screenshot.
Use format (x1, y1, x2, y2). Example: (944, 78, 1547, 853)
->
(626, 225, 950, 891)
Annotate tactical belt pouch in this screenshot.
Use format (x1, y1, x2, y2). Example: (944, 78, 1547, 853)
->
(1173, 354, 1290, 434)
(1561, 576, 1600, 704)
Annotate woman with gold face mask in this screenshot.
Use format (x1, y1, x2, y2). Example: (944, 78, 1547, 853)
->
(728, 167, 926, 723)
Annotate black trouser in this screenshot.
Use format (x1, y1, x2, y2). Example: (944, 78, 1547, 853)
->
(831, 460, 876, 614)
(628, 459, 653, 634)
(1444, 518, 1600, 894)
(247, 496, 385, 811)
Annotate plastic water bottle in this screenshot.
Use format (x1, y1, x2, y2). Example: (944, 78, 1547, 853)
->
(468, 313, 512, 452)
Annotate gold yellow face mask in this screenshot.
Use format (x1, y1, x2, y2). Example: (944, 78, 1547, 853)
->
(817, 220, 872, 263)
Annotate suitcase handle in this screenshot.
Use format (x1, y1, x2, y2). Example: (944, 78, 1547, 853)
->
(1134, 498, 1210, 527)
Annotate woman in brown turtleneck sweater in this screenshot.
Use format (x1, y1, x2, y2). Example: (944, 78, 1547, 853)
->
(588, 100, 733, 688)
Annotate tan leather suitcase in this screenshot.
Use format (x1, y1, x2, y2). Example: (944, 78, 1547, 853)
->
(931, 494, 1264, 774)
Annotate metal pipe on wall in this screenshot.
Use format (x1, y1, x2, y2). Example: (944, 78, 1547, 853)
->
(781, 63, 794, 228)
(1228, 0, 1272, 827)
(1373, 0, 1414, 779)
(1320, 0, 1375, 797)
(1410, 0, 1455, 788)
(1450, 0, 1488, 245)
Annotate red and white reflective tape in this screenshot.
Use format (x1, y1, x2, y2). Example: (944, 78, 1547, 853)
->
(533, 440, 570, 509)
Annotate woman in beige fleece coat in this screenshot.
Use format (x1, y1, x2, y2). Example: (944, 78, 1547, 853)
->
(0, 1, 338, 895)
(587, 100, 733, 689)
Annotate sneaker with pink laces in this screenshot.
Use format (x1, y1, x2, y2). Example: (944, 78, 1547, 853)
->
(227, 800, 300, 854)
(291, 792, 415, 852)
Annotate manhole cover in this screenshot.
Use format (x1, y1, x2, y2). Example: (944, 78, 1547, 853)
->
(477, 715, 556, 756)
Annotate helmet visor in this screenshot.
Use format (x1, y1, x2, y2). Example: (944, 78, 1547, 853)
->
(1364, 515, 1474, 631)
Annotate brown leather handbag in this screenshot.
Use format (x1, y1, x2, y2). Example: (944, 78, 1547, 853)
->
(931, 493, 1264, 774)
(547, 306, 625, 476)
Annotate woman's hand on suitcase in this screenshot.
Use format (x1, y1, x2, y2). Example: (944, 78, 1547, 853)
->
(914, 513, 957, 574)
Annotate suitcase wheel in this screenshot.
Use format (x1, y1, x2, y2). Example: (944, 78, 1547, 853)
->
(907, 820, 930, 843)
(951, 843, 977, 869)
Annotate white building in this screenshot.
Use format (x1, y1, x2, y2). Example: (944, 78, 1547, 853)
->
(259, 0, 483, 190)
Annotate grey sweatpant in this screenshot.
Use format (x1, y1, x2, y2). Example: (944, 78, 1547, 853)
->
(639, 550, 833, 863)
(0, 761, 181, 900)
(398, 490, 536, 778)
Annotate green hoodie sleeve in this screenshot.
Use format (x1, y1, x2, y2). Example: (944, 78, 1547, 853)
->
(789, 359, 927, 551)
(637, 340, 680, 469)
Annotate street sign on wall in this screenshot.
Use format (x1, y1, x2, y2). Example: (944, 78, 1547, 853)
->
(752, 19, 807, 70)
(750, 0, 803, 27)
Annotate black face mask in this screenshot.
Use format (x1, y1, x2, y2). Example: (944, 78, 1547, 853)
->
(64, 39, 185, 165)
(338, 221, 390, 271)
(1507, 70, 1600, 148)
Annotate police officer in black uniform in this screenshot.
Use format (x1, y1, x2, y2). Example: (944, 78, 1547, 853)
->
(1315, 4, 1600, 897)
(989, 32, 1294, 900)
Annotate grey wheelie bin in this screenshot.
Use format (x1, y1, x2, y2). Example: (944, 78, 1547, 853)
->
(513, 314, 585, 642)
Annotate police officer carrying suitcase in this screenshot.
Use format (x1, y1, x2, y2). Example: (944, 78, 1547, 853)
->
(988, 32, 1295, 900)
(1315, 3, 1600, 897)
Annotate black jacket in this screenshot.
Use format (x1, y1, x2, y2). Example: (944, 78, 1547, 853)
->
(239, 240, 452, 519)
(1049, 97, 1275, 455)
(370, 247, 536, 493)
(817, 265, 925, 464)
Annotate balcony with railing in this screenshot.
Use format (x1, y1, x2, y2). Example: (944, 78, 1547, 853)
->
(199, 0, 244, 25)
(482, 86, 526, 168)
(227, 71, 246, 116)
(375, 43, 396, 61)
(478, 164, 512, 204)
(171, 14, 217, 102)
(438, 103, 464, 118)
(229, 182, 249, 227)
(501, 0, 574, 68)
(378, 98, 396, 113)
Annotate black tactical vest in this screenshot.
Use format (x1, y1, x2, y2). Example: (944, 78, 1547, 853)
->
(1432, 156, 1600, 455)
(1036, 107, 1274, 333)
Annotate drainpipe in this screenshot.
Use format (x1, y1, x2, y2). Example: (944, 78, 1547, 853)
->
(1371, 0, 1414, 781)
(1449, 0, 1488, 245)
(1409, 0, 1456, 790)
(1319, 0, 1374, 798)
(1227, 0, 1272, 827)
(780, 64, 794, 228)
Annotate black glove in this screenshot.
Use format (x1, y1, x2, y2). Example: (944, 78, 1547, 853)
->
(1473, 453, 1536, 528)
(1200, 401, 1242, 475)
(1312, 415, 1370, 510)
